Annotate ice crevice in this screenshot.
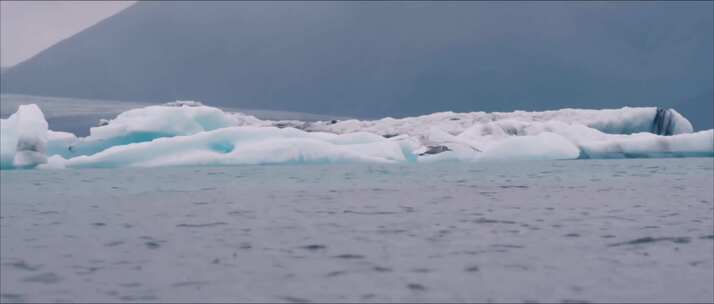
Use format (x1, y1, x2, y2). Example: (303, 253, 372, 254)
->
(1, 101, 711, 169)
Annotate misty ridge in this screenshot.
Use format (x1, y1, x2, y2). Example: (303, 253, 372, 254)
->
(1, 1, 712, 129)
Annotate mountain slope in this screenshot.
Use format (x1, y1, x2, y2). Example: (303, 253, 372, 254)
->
(1, 2, 712, 127)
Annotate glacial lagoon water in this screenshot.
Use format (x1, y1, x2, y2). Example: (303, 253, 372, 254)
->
(1, 158, 712, 302)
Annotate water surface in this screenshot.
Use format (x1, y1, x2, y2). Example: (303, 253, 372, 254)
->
(1, 159, 713, 302)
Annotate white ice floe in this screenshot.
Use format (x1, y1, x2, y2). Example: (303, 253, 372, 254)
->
(0, 104, 49, 169)
(301, 107, 693, 139)
(578, 130, 714, 159)
(64, 100, 267, 156)
(46, 131, 78, 158)
(54, 127, 411, 168)
(1, 102, 712, 169)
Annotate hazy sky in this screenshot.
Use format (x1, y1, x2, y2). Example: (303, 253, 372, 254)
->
(1, 1, 135, 67)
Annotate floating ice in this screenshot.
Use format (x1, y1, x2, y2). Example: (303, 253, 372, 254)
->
(46, 131, 79, 159)
(300, 107, 694, 139)
(477, 132, 582, 162)
(0, 104, 49, 169)
(65, 101, 266, 156)
(57, 127, 412, 168)
(578, 130, 714, 159)
(1, 102, 712, 169)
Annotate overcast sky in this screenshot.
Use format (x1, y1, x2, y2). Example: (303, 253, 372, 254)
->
(1, 1, 135, 67)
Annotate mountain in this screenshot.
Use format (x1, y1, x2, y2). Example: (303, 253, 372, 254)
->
(1, 1, 712, 128)
(674, 88, 714, 130)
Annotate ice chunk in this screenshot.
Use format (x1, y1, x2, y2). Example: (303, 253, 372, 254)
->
(61, 127, 415, 168)
(649, 108, 693, 135)
(0, 114, 18, 168)
(578, 130, 714, 159)
(66, 102, 265, 156)
(478, 132, 581, 161)
(38, 155, 68, 170)
(303, 107, 694, 139)
(47, 131, 79, 158)
(417, 132, 582, 162)
(2, 102, 711, 170)
(0, 104, 49, 169)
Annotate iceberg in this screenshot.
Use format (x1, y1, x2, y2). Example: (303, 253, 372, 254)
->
(46, 130, 79, 158)
(63, 100, 266, 156)
(299, 107, 693, 139)
(1, 102, 712, 169)
(52, 127, 412, 169)
(578, 130, 714, 159)
(0, 104, 49, 169)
